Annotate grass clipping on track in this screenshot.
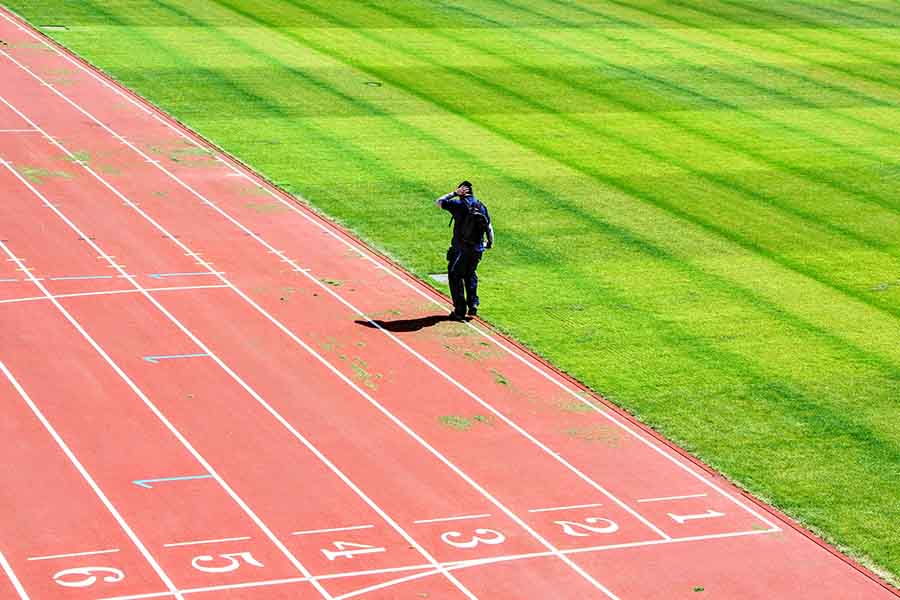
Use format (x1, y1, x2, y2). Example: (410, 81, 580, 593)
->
(10, 0, 900, 584)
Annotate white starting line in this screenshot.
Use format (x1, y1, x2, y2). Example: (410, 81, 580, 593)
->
(0, 284, 230, 305)
(27, 548, 120, 561)
(162, 537, 251, 549)
(92, 527, 778, 600)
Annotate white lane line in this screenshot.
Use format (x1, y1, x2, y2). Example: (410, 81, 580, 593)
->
(0, 94, 475, 600)
(0, 360, 182, 600)
(0, 550, 29, 600)
(0, 284, 229, 305)
(156, 123, 780, 529)
(163, 537, 251, 548)
(0, 24, 772, 534)
(27, 548, 120, 561)
(1, 48, 624, 600)
(638, 493, 708, 504)
(528, 503, 603, 513)
(45, 61, 674, 544)
(2, 7, 776, 568)
(413, 514, 491, 525)
(0, 124, 338, 600)
(291, 525, 374, 536)
(0, 129, 37, 133)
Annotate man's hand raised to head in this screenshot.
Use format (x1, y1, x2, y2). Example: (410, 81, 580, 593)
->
(455, 184, 471, 197)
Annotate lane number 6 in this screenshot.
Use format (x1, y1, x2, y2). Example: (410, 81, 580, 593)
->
(53, 566, 125, 588)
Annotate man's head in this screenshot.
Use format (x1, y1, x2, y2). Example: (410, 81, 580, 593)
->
(456, 180, 473, 197)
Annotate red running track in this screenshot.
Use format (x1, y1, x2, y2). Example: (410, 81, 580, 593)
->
(0, 8, 897, 599)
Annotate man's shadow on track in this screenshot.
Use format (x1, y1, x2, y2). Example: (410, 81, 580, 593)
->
(354, 315, 450, 332)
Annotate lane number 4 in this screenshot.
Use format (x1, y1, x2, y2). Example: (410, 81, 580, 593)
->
(321, 542, 386, 561)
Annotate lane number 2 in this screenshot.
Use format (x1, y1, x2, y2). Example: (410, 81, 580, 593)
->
(441, 528, 506, 549)
(191, 552, 264, 573)
(554, 517, 619, 537)
(53, 566, 125, 588)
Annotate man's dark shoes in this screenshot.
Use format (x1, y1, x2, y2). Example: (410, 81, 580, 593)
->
(448, 311, 466, 322)
(467, 306, 478, 318)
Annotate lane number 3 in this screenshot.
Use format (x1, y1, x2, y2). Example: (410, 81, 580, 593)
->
(441, 528, 506, 549)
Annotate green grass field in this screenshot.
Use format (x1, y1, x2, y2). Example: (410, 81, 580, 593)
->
(6, 0, 900, 583)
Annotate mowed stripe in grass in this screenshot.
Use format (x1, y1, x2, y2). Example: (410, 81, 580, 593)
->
(6, 0, 900, 581)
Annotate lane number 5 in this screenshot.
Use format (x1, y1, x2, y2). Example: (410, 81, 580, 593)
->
(191, 552, 264, 573)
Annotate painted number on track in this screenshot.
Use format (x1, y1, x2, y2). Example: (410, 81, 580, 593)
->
(554, 517, 619, 537)
(53, 566, 125, 588)
(191, 552, 264, 573)
(667, 510, 725, 525)
(441, 528, 506, 549)
(321, 541, 386, 561)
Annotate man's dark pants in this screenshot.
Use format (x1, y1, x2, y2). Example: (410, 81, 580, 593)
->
(447, 246, 482, 316)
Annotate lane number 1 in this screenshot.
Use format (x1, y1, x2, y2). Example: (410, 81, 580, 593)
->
(667, 510, 725, 525)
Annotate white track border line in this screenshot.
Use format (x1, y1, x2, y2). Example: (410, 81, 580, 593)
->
(0, 284, 229, 305)
(0, 54, 626, 600)
(0, 360, 182, 600)
(0, 96, 477, 600)
(13, 20, 780, 531)
(0, 550, 29, 600)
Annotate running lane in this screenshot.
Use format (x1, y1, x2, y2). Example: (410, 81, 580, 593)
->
(0, 77, 609, 600)
(0, 7, 897, 600)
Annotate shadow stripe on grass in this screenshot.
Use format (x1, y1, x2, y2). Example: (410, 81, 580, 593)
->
(541, 0, 900, 137)
(368, 0, 900, 255)
(242, 0, 900, 328)
(663, 0, 900, 94)
(91, 0, 900, 396)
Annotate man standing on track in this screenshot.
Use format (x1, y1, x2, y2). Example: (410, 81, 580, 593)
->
(435, 180, 494, 321)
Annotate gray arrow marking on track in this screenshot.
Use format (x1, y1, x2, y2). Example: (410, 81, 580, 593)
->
(142, 353, 210, 364)
(133, 475, 214, 489)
